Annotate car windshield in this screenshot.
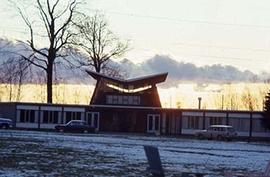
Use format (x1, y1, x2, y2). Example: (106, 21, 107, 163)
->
(228, 128, 236, 132)
(68, 121, 85, 126)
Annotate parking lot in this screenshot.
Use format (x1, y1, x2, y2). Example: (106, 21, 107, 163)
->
(0, 130, 270, 177)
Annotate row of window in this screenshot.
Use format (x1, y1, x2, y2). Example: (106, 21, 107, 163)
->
(187, 116, 200, 129)
(185, 116, 265, 131)
(65, 112, 81, 123)
(17, 110, 267, 132)
(18, 110, 98, 126)
(43, 111, 59, 124)
(20, 110, 36, 123)
(106, 95, 140, 105)
(186, 116, 230, 129)
(19, 110, 81, 124)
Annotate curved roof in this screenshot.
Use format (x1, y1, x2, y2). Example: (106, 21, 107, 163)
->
(86, 70, 168, 88)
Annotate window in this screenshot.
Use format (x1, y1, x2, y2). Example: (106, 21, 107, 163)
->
(94, 114, 99, 128)
(118, 96, 123, 104)
(237, 119, 248, 131)
(253, 119, 266, 132)
(19, 110, 36, 123)
(112, 95, 118, 104)
(187, 116, 199, 129)
(43, 111, 59, 124)
(209, 117, 223, 125)
(154, 115, 159, 131)
(65, 112, 81, 123)
(148, 116, 153, 131)
(76, 112, 81, 120)
(147, 114, 160, 133)
(128, 96, 133, 104)
(106, 95, 112, 104)
(86, 112, 99, 130)
(106, 95, 141, 105)
(66, 112, 71, 123)
(123, 96, 128, 104)
(133, 96, 140, 105)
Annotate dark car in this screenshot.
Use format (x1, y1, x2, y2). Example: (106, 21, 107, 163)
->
(55, 120, 95, 133)
(0, 118, 13, 129)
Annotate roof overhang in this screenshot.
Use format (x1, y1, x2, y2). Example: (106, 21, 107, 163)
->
(86, 70, 168, 89)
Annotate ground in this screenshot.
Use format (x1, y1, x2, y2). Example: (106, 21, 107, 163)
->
(0, 130, 270, 177)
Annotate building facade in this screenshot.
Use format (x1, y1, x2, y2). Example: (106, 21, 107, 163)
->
(0, 72, 269, 138)
(0, 102, 269, 138)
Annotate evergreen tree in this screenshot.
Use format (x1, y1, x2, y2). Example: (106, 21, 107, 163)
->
(262, 91, 270, 130)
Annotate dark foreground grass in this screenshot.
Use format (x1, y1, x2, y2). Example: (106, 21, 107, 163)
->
(1, 131, 269, 177)
(0, 137, 149, 177)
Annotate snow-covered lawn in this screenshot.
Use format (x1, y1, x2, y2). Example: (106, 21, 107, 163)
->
(0, 130, 269, 177)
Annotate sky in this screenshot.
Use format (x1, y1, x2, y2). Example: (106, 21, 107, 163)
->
(1, 0, 270, 74)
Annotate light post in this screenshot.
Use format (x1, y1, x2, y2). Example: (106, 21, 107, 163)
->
(198, 97, 202, 109)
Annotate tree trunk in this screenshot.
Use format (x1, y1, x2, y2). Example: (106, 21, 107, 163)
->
(9, 81, 12, 101)
(47, 62, 53, 103)
(16, 70, 23, 101)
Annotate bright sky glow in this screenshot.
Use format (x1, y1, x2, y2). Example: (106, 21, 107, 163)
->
(1, 0, 270, 74)
(0, 83, 267, 110)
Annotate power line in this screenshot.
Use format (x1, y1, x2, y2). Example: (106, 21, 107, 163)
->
(87, 8, 270, 29)
(189, 54, 269, 63)
(176, 42, 270, 53)
(1, 8, 270, 66)
(2, 25, 270, 55)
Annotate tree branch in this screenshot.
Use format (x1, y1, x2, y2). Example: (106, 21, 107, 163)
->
(19, 54, 47, 71)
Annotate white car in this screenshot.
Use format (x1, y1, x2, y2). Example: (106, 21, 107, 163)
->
(195, 125, 237, 141)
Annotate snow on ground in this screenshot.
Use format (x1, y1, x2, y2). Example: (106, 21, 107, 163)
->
(0, 130, 270, 177)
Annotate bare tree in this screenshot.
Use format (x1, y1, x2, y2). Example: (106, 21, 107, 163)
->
(72, 13, 128, 74)
(0, 59, 16, 101)
(0, 57, 29, 101)
(259, 84, 270, 110)
(13, 0, 80, 103)
(262, 91, 270, 130)
(241, 86, 258, 111)
(0, 39, 28, 101)
(33, 70, 47, 103)
(0, 38, 11, 52)
(213, 93, 224, 110)
(15, 57, 30, 101)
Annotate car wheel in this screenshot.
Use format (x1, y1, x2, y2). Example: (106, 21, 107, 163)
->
(198, 134, 204, 140)
(59, 129, 64, 132)
(2, 124, 8, 129)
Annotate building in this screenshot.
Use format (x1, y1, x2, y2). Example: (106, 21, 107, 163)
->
(86, 70, 167, 107)
(0, 71, 269, 138)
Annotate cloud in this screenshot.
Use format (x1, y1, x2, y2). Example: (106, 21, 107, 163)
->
(119, 55, 263, 85)
(0, 38, 267, 85)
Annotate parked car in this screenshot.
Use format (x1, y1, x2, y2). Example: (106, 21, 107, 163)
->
(0, 118, 13, 129)
(55, 120, 95, 133)
(195, 125, 237, 141)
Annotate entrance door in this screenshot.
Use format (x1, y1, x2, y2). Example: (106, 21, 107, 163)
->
(86, 112, 99, 131)
(147, 114, 160, 133)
